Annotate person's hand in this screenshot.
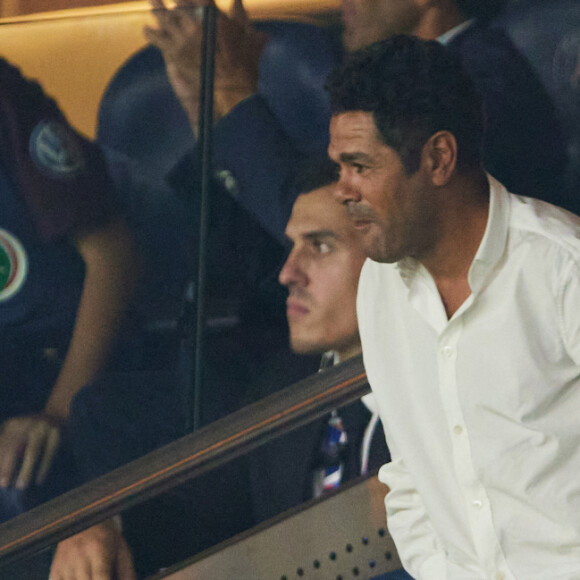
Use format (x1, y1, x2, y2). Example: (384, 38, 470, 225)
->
(211, 0, 269, 117)
(145, 0, 203, 125)
(0, 414, 62, 490)
(144, 0, 268, 127)
(50, 520, 136, 580)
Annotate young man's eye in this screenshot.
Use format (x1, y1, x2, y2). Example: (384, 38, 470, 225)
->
(317, 242, 331, 254)
(353, 163, 367, 174)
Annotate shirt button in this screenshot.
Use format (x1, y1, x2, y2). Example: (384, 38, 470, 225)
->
(472, 499, 483, 509)
(495, 573, 505, 580)
(442, 345, 454, 357)
(453, 425, 463, 435)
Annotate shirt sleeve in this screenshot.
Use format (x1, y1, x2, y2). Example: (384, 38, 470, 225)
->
(378, 455, 448, 580)
(167, 95, 302, 244)
(0, 59, 119, 241)
(211, 94, 304, 243)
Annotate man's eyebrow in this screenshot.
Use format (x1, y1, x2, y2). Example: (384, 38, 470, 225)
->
(339, 152, 373, 164)
(303, 230, 339, 241)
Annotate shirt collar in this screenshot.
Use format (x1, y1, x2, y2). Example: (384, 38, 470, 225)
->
(319, 350, 339, 370)
(437, 19, 475, 45)
(396, 257, 420, 288)
(468, 174, 510, 292)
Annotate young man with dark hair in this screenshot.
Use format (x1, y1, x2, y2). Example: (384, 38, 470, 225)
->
(327, 35, 580, 579)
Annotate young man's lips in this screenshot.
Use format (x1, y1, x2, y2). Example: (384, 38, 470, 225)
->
(286, 299, 309, 317)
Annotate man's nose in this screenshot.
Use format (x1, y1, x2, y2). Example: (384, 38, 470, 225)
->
(334, 177, 361, 205)
(279, 251, 307, 287)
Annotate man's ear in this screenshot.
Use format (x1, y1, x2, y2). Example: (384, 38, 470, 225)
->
(422, 131, 457, 186)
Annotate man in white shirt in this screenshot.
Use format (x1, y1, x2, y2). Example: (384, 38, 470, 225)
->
(327, 35, 580, 580)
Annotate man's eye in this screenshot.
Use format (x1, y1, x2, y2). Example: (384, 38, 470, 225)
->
(317, 242, 331, 254)
(353, 163, 367, 174)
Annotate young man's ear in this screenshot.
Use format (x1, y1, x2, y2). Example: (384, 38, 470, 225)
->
(422, 131, 457, 186)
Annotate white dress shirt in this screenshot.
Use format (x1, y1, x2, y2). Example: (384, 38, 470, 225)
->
(357, 176, 580, 580)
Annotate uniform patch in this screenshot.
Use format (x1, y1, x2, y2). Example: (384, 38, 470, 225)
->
(0, 229, 28, 302)
(29, 120, 85, 178)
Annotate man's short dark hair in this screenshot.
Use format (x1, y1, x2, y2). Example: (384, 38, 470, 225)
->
(292, 157, 339, 196)
(325, 35, 484, 174)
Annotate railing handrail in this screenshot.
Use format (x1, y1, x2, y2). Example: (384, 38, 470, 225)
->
(0, 356, 368, 567)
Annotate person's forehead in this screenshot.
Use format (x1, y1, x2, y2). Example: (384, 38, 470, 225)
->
(286, 187, 352, 241)
(331, 111, 376, 135)
(329, 112, 383, 153)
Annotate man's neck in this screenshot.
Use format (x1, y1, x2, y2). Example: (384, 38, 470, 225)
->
(420, 171, 490, 318)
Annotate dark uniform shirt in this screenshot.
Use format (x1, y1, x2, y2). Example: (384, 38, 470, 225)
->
(0, 59, 118, 415)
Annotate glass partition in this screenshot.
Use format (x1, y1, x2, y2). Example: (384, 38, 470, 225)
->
(0, 2, 368, 578)
(2, 0, 578, 577)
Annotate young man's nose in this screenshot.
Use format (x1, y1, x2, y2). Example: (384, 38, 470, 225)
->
(279, 251, 307, 287)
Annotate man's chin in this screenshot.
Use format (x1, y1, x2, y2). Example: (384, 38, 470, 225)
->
(290, 337, 325, 357)
(362, 234, 399, 264)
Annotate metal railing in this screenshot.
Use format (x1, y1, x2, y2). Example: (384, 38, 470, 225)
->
(0, 356, 368, 568)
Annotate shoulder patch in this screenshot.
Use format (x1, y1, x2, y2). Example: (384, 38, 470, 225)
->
(0, 229, 28, 302)
(29, 120, 85, 178)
